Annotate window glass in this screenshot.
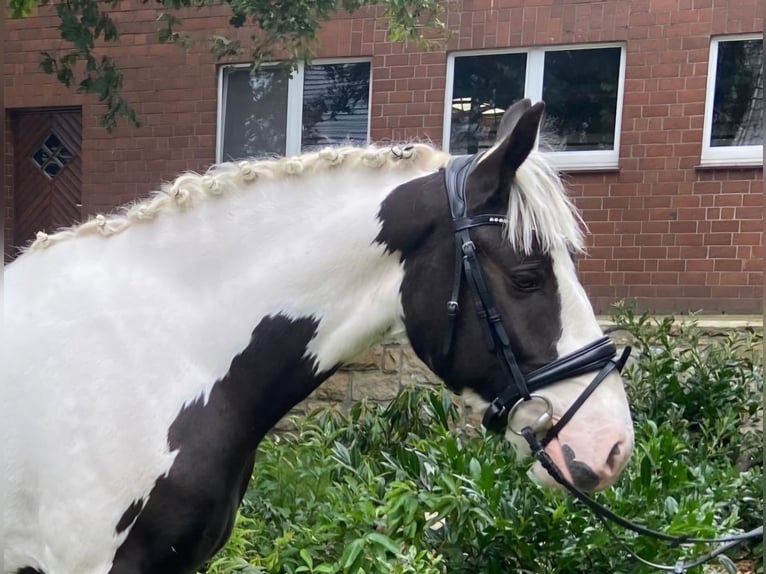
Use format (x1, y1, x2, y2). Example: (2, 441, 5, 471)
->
(221, 67, 289, 161)
(450, 53, 527, 154)
(302, 62, 371, 151)
(220, 61, 371, 161)
(541, 47, 621, 151)
(711, 39, 763, 147)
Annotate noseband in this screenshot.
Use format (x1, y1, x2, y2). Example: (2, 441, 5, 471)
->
(440, 152, 762, 572)
(442, 153, 630, 438)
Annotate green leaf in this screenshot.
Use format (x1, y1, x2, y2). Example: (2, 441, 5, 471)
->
(366, 532, 400, 555)
(663, 496, 679, 517)
(339, 539, 364, 570)
(299, 548, 313, 569)
(9, 0, 38, 18)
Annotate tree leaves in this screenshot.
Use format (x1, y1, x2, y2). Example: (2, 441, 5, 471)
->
(14, 0, 446, 131)
(9, 0, 39, 18)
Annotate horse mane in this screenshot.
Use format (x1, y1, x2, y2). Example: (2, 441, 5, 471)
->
(25, 144, 583, 255)
(506, 151, 586, 254)
(27, 144, 449, 252)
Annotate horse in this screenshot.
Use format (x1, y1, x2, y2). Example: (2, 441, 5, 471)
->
(2, 99, 634, 574)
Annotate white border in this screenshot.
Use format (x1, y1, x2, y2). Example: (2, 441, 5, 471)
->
(443, 43, 626, 171)
(216, 58, 373, 163)
(700, 34, 763, 167)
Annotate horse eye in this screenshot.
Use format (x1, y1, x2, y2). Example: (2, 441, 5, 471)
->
(511, 271, 541, 292)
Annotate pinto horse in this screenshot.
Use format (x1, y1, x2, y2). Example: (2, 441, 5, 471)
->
(2, 100, 634, 574)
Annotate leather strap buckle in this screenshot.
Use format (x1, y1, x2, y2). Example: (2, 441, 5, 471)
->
(507, 394, 554, 436)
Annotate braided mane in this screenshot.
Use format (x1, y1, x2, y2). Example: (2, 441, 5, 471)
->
(26, 144, 583, 255)
(28, 145, 449, 252)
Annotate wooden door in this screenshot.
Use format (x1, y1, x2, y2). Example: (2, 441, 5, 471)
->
(13, 109, 82, 251)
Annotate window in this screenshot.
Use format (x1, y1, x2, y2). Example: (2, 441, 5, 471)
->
(702, 35, 763, 167)
(444, 44, 626, 171)
(31, 133, 74, 179)
(218, 60, 371, 162)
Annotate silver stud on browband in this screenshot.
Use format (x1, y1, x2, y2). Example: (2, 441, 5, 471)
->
(507, 394, 554, 436)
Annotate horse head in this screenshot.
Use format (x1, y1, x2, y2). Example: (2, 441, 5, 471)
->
(378, 99, 634, 492)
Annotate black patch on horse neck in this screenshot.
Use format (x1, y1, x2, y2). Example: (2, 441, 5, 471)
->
(375, 170, 463, 375)
(375, 170, 448, 256)
(115, 498, 145, 534)
(109, 314, 334, 574)
(16, 568, 46, 574)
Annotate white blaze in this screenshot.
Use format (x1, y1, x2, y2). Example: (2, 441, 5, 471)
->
(505, 246, 634, 489)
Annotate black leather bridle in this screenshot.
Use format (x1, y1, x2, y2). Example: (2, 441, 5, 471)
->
(442, 153, 630, 438)
(441, 152, 763, 573)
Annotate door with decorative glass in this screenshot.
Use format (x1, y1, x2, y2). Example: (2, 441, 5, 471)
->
(12, 108, 82, 255)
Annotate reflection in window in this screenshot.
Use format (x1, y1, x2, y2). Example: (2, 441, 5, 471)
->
(542, 48, 621, 151)
(221, 67, 289, 161)
(302, 63, 370, 151)
(711, 39, 763, 147)
(450, 53, 526, 155)
(446, 45, 625, 169)
(220, 61, 371, 161)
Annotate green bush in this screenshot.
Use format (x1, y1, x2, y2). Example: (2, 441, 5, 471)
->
(204, 306, 763, 574)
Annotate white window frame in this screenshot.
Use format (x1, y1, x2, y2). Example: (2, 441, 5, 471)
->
(443, 43, 626, 172)
(701, 34, 763, 167)
(216, 58, 372, 163)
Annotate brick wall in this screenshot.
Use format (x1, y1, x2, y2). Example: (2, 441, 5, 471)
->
(4, 0, 763, 313)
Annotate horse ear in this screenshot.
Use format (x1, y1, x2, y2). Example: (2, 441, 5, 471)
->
(467, 100, 545, 213)
(495, 98, 532, 140)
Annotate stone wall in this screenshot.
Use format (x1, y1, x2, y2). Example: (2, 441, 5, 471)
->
(275, 334, 452, 431)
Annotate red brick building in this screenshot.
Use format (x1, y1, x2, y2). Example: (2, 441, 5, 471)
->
(4, 0, 763, 313)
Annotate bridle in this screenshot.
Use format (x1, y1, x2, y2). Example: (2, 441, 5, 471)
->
(441, 152, 763, 573)
(442, 153, 629, 438)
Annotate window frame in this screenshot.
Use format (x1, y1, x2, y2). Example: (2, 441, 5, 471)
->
(443, 43, 627, 171)
(701, 34, 763, 168)
(216, 58, 373, 163)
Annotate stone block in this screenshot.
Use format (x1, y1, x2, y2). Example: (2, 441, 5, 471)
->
(343, 346, 381, 371)
(311, 372, 350, 401)
(400, 347, 441, 386)
(351, 370, 400, 401)
(381, 345, 402, 373)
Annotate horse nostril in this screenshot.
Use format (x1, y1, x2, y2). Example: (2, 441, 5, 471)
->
(562, 444, 600, 491)
(568, 461, 600, 491)
(606, 442, 624, 472)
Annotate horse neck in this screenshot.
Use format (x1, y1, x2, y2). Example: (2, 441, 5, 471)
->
(121, 166, 423, 374)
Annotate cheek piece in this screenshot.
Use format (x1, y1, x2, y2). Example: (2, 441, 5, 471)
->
(442, 153, 762, 573)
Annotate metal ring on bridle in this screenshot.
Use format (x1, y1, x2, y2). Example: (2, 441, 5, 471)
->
(507, 394, 553, 436)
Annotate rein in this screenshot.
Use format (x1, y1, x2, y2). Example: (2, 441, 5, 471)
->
(442, 153, 763, 572)
(523, 428, 764, 573)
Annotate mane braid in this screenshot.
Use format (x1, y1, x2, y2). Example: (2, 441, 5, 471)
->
(26, 144, 451, 252)
(25, 146, 582, 256)
(505, 151, 586, 255)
